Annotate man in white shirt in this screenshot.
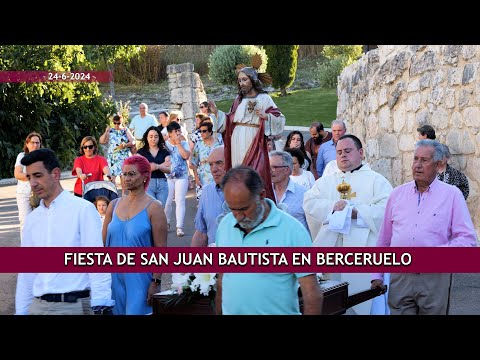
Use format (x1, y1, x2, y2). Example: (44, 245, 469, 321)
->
(15, 148, 114, 315)
(269, 150, 309, 232)
(129, 102, 158, 151)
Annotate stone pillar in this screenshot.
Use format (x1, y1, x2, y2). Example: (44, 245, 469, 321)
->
(166, 63, 208, 134)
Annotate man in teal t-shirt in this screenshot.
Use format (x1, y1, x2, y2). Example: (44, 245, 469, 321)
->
(215, 166, 323, 315)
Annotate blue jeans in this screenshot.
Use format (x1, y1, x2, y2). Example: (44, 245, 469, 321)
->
(146, 178, 168, 207)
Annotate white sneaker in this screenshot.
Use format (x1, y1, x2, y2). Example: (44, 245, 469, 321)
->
(176, 228, 184, 237)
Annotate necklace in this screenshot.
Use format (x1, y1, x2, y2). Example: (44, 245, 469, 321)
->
(124, 193, 147, 221)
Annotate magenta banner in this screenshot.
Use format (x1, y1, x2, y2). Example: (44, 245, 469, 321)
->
(0, 71, 113, 83)
(0, 247, 479, 273)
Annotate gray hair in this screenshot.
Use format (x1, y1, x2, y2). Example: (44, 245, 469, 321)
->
(331, 119, 347, 131)
(140, 102, 148, 111)
(442, 144, 451, 160)
(415, 139, 444, 162)
(269, 150, 293, 172)
(209, 145, 225, 159)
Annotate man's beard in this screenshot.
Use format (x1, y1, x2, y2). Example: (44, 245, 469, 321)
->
(240, 84, 253, 96)
(312, 135, 323, 145)
(238, 200, 265, 230)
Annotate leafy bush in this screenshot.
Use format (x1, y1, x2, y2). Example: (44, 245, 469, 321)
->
(322, 45, 363, 63)
(208, 45, 267, 85)
(316, 56, 350, 88)
(115, 99, 131, 126)
(113, 45, 216, 84)
(315, 46, 363, 88)
(0, 45, 116, 178)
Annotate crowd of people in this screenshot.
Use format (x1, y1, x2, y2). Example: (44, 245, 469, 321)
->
(12, 60, 478, 316)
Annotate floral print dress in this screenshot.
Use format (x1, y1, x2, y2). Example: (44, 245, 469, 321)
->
(106, 128, 131, 176)
(191, 140, 222, 186)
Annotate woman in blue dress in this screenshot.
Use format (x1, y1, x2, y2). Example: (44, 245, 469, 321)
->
(103, 155, 168, 315)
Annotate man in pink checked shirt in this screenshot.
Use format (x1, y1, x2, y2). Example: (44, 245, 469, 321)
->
(371, 139, 477, 315)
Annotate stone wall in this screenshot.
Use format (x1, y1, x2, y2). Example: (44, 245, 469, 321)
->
(337, 45, 480, 236)
(166, 63, 208, 133)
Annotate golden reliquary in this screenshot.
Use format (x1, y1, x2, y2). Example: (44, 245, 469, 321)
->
(337, 179, 351, 200)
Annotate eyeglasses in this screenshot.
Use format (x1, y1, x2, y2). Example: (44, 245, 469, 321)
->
(199, 105, 206, 109)
(199, 129, 210, 133)
(270, 165, 289, 171)
(82, 145, 95, 150)
(113, 121, 121, 125)
(122, 171, 137, 178)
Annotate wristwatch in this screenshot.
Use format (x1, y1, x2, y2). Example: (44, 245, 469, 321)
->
(151, 277, 161, 285)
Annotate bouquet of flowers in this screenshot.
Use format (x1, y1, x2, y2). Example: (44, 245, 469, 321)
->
(158, 273, 217, 309)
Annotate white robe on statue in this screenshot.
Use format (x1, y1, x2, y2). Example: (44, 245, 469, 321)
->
(217, 93, 285, 167)
(303, 164, 393, 315)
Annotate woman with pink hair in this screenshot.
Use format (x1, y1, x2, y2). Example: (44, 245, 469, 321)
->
(103, 155, 167, 315)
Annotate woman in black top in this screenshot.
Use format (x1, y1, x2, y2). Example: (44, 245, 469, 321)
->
(137, 126, 171, 207)
(284, 130, 312, 172)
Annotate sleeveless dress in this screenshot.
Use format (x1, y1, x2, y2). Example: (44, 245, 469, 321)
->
(106, 128, 132, 176)
(106, 198, 155, 315)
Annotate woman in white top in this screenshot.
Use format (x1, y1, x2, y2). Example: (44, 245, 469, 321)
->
(284, 147, 315, 189)
(14, 132, 42, 241)
(168, 110, 189, 140)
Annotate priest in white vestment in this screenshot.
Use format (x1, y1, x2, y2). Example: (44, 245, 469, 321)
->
(304, 134, 393, 315)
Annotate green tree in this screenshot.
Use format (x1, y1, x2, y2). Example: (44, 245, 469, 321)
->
(83, 45, 144, 98)
(316, 45, 363, 88)
(264, 45, 299, 97)
(0, 45, 116, 179)
(322, 45, 363, 65)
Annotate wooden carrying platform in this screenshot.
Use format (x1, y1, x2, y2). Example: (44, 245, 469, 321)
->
(316, 280, 348, 315)
(299, 280, 387, 315)
(152, 279, 385, 315)
(153, 296, 214, 315)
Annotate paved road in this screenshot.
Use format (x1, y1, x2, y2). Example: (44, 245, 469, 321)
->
(0, 176, 196, 315)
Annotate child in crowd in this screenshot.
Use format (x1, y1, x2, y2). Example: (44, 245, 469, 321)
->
(94, 195, 110, 225)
